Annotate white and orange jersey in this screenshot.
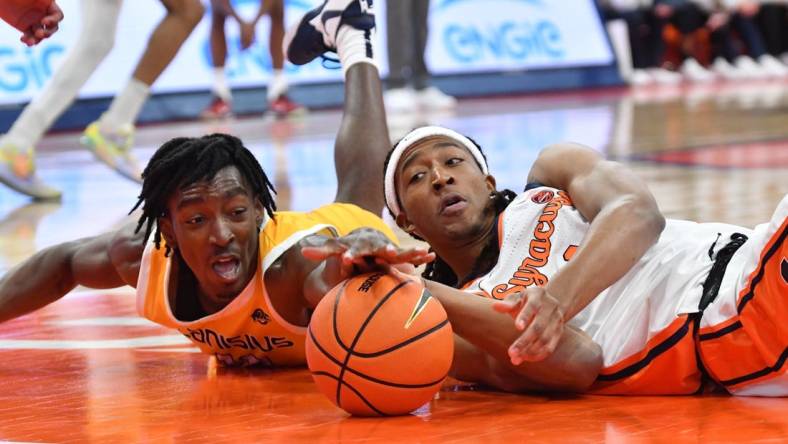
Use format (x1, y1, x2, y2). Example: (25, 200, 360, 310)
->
(136, 202, 398, 367)
(464, 186, 754, 394)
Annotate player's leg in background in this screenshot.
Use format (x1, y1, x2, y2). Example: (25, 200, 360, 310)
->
(332, 3, 388, 214)
(80, 0, 205, 182)
(411, 0, 429, 91)
(0, 0, 122, 200)
(411, 0, 454, 110)
(267, 0, 304, 117)
(202, 0, 233, 119)
(383, 0, 415, 113)
(283, 0, 385, 213)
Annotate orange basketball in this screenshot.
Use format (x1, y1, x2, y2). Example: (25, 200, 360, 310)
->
(306, 272, 454, 416)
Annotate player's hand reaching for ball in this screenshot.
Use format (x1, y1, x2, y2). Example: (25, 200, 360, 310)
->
(301, 228, 434, 278)
(492, 287, 565, 364)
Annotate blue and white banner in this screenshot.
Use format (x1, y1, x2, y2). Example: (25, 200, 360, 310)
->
(419, 0, 614, 74)
(0, 0, 613, 106)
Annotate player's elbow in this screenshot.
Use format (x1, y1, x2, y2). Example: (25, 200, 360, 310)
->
(639, 201, 665, 244)
(171, 0, 205, 28)
(563, 340, 603, 392)
(56, 242, 80, 295)
(541, 340, 602, 393)
(621, 194, 665, 244)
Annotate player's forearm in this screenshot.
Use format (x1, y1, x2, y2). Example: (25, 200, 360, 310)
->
(425, 280, 601, 391)
(0, 242, 79, 323)
(549, 195, 665, 320)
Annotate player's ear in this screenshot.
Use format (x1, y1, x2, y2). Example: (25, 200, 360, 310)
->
(485, 175, 497, 194)
(253, 199, 265, 228)
(395, 212, 419, 237)
(158, 216, 177, 250)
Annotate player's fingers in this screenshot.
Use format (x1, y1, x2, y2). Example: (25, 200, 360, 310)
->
(543, 328, 563, 356)
(300, 240, 346, 261)
(42, 13, 63, 28)
(21, 30, 37, 46)
(43, 23, 59, 38)
(508, 307, 546, 361)
(514, 295, 542, 330)
(408, 251, 436, 265)
(46, 3, 64, 21)
(344, 238, 386, 258)
(491, 291, 526, 315)
(520, 314, 562, 362)
(391, 248, 433, 264)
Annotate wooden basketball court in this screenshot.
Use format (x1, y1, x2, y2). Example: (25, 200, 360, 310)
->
(1, 80, 787, 442)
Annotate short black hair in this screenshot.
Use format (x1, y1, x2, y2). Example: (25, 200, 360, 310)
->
(129, 133, 276, 255)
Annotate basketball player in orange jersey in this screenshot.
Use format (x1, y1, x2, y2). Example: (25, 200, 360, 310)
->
(359, 125, 788, 396)
(0, 0, 63, 46)
(202, 0, 304, 119)
(0, 0, 204, 200)
(0, 0, 603, 392)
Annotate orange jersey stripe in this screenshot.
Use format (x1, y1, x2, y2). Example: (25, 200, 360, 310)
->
(591, 315, 701, 395)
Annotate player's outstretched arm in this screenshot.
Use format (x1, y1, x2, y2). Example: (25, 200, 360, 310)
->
(498, 143, 665, 363)
(424, 279, 602, 392)
(0, 223, 144, 323)
(266, 228, 433, 310)
(528, 142, 665, 320)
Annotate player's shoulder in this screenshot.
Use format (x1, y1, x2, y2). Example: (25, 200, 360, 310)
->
(508, 184, 563, 208)
(107, 223, 147, 287)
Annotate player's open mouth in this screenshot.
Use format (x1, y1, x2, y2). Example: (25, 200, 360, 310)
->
(440, 193, 467, 216)
(211, 255, 241, 282)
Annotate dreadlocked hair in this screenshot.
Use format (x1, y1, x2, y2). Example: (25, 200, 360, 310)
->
(382, 132, 518, 287)
(129, 133, 276, 256)
(422, 188, 517, 287)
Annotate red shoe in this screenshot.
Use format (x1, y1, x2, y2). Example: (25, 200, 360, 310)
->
(269, 95, 306, 118)
(200, 96, 233, 120)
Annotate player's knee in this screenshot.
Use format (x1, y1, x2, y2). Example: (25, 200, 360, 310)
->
(185, 0, 206, 27)
(77, 32, 116, 60)
(169, 0, 205, 28)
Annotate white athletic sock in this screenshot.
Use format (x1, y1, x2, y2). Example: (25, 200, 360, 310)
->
(1, 0, 121, 150)
(267, 69, 289, 101)
(212, 67, 232, 102)
(100, 77, 150, 131)
(336, 25, 377, 76)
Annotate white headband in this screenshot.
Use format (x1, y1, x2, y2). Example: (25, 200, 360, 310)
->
(384, 126, 489, 217)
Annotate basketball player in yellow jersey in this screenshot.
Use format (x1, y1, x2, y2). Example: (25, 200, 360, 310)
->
(0, 0, 440, 368)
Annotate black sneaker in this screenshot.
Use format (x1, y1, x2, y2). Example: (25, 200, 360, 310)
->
(283, 0, 375, 66)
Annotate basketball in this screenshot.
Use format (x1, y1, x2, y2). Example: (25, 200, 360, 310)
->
(306, 272, 454, 416)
